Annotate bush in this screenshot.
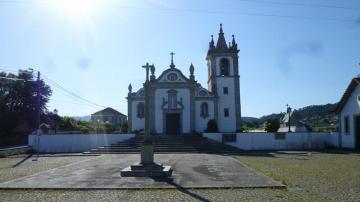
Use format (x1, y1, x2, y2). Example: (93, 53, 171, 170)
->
(79, 127, 90, 134)
(206, 119, 218, 132)
(121, 122, 128, 133)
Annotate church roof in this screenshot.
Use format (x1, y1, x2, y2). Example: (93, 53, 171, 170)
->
(207, 24, 239, 55)
(335, 76, 360, 113)
(156, 67, 190, 83)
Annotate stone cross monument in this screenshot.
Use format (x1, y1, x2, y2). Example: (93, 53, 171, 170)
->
(120, 63, 172, 178)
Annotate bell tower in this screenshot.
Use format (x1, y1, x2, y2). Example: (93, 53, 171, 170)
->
(206, 24, 241, 132)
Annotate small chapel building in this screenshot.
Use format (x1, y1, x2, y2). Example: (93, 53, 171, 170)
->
(127, 24, 241, 135)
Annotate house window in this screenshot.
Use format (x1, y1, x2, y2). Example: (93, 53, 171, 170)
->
(200, 102, 209, 118)
(137, 102, 145, 118)
(344, 116, 349, 134)
(220, 58, 230, 76)
(224, 108, 229, 117)
(223, 87, 228, 95)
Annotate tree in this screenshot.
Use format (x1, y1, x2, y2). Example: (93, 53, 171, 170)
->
(59, 116, 78, 131)
(264, 119, 280, 132)
(0, 70, 52, 146)
(121, 122, 128, 133)
(103, 121, 114, 134)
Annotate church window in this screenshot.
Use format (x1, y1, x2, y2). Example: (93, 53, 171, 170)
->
(200, 102, 209, 118)
(223, 87, 228, 95)
(168, 90, 178, 109)
(224, 108, 229, 117)
(167, 73, 178, 81)
(137, 102, 145, 118)
(220, 58, 230, 76)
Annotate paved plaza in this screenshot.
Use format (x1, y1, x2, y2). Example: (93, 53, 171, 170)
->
(0, 154, 283, 189)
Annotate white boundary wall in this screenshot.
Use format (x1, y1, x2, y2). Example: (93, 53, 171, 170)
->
(204, 132, 339, 150)
(29, 134, 135, 153)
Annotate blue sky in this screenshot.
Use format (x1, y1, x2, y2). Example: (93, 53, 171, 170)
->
(0, 0, 359, 117)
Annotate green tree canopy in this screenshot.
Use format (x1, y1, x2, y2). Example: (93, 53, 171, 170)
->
(264, 119, 280, 132)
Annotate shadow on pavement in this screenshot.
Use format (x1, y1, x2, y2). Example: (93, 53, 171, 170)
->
(151, 177, 210, 202)
(12, 154, 33, 168)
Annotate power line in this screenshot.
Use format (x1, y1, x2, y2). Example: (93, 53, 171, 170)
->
(0, 0, 356, 22)
(41, 74, 107, 109)
(113, 5, 356, 23)
(1, 0, 358, 10)
(233, 0, 358, 10)
(0, 68, 125, 111)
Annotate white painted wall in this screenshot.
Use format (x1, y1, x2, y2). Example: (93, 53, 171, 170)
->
(216, 77, 236, 132)
(154, 88, 191, 134)
(28, 134, 135, 153)
(340, 84, 360, 149)
(131, 101, 145, 131)
(195, 100, 215, 132)
(212, 56, 237, 132)
(204, 132, 339, 150)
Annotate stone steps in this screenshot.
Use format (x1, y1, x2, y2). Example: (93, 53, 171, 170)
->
(89, 135, 243, 154)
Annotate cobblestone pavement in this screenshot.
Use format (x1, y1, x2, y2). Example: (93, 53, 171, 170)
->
(0, 151, 359, 201)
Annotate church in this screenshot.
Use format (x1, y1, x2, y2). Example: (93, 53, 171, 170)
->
(127, 24, 241, 134)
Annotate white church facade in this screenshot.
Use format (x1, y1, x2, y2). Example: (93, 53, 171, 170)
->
(127, 24, 241, 134)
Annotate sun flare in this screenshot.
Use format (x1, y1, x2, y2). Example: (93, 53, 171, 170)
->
(54, 0, 99, 16)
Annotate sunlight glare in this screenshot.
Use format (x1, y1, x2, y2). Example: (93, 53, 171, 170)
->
(54, 0, 99, 16)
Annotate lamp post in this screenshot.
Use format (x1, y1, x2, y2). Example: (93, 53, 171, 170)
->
(54, 109, 58, 134)
(286, 104, 292, 132)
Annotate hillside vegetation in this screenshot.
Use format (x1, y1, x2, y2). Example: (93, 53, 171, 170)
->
(242, 103, 338, 132)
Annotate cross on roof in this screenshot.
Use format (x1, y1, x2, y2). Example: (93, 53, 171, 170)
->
(170, 52, 175, 68)
(142, 62, 151, 82)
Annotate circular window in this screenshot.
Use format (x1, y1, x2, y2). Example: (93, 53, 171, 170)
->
(167, 73, 178, 81)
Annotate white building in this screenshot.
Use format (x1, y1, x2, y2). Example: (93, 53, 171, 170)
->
(336, 75, 360, 149)
(127, 24, 242, 135)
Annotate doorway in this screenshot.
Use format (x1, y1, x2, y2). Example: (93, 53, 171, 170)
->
(165, 113, 181, 135)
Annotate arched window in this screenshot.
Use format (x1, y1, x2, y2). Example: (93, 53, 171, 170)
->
(137, 102, 145, 118)
(220, 58, 230, 76)
(200, 102, 209, 118)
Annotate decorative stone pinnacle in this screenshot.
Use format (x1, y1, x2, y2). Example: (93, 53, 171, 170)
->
(190, 63, 194, 75)
(216, 23, 228, 49)
(128, 84, 132, 93)
(209, 35, 215, 49)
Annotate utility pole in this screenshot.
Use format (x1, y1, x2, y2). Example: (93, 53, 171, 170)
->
(33, 71, 41, 161)
(36, 71, 40, 130)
